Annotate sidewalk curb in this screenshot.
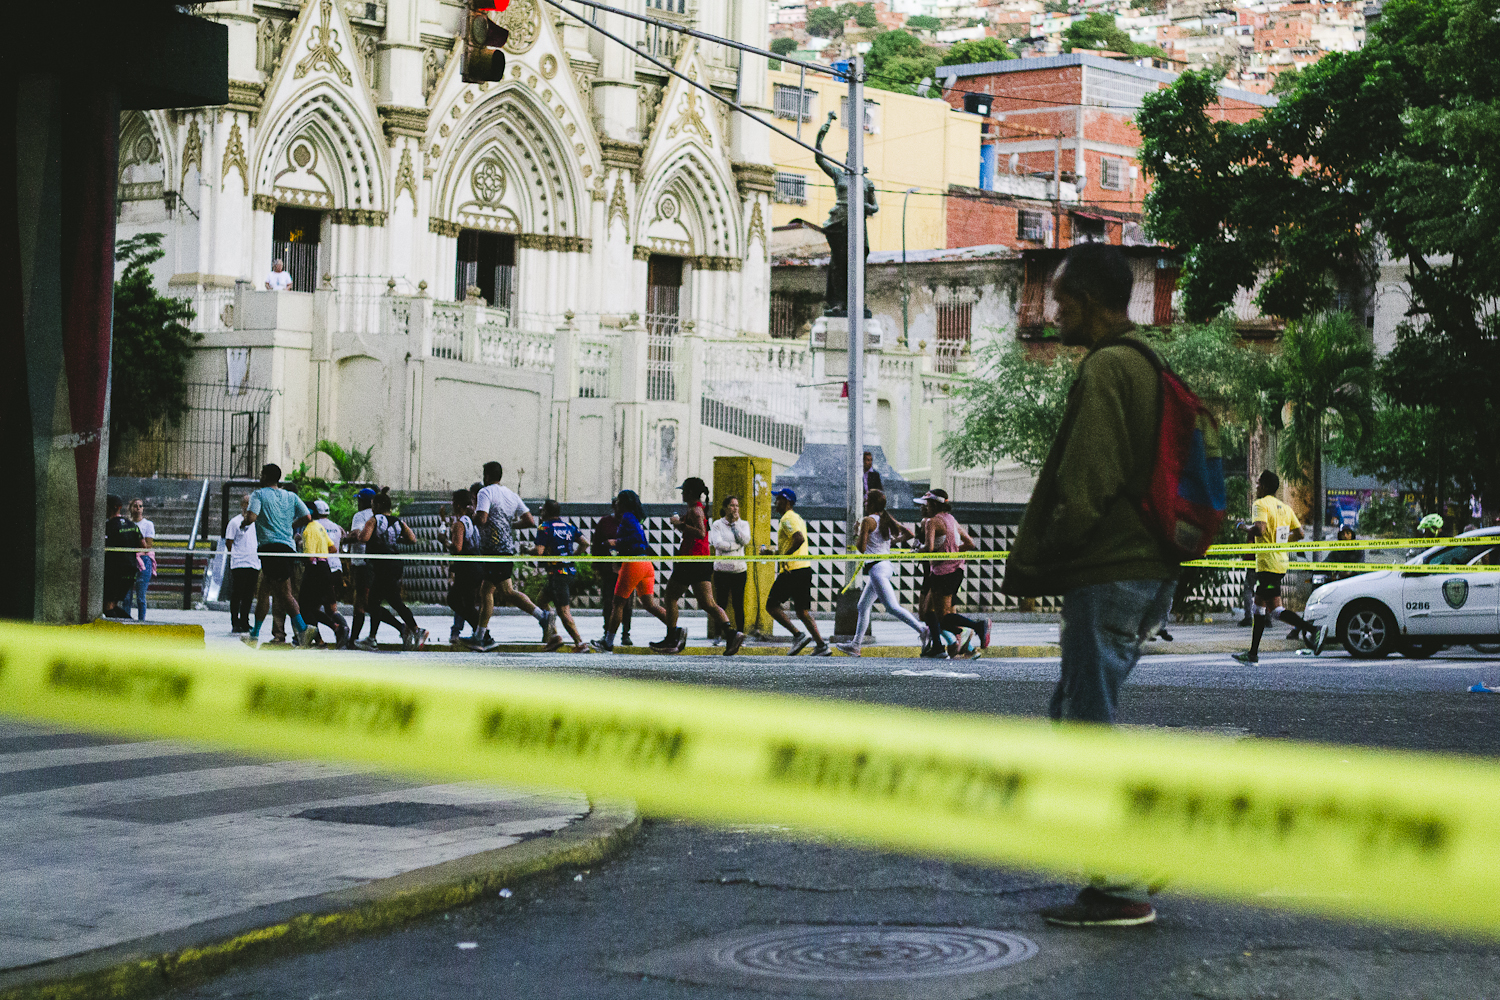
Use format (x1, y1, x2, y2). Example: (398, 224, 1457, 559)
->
(0, 801, 640, 1000)
(337, 639, 1303, 658)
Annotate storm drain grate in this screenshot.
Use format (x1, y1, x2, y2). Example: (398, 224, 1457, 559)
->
(708, 926, 1038, 982)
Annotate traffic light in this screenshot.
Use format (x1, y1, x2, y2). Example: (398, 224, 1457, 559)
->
(463, 0, 510, 83)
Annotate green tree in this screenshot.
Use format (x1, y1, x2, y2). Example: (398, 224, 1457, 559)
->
(865, 30, 939, 93)
(807, 6, 844, 37)
(849, 2, 878, 28)
(1062, 13, 1155, 56)
(110, 233, 202, 448)
(906, 14, 942, 30)
(310, 439, 375, 483)
(940, 321, 1274, 473)
(1263, 313, 1376, 540)
(940, 37, 1016, 65)
(940, 339, 1079, 473)
(1136, 0, 1500, 517)
(770, 36, 798, 56)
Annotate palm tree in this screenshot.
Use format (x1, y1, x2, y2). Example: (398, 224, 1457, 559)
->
(1270, 312, 1376, 540)
(310, 439, 374, 483)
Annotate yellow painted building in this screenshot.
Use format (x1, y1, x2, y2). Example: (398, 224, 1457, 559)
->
(766, 68, 981, 253)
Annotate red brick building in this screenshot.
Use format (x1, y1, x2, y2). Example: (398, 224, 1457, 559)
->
(934, 53, 1274, 249)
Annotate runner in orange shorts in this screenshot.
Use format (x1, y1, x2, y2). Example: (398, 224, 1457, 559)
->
(590, 490, 670, 651)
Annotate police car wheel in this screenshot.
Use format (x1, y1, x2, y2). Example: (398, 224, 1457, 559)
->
(1340, 601, 1398, 659)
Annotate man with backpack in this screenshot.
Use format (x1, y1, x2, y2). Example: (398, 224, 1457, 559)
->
(1003, 243, 1207, 929)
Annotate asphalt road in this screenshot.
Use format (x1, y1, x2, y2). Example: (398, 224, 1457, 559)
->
(168, 645, 1500, 1000)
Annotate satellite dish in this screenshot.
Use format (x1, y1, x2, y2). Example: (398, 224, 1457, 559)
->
(1008, 153, 1019, 174)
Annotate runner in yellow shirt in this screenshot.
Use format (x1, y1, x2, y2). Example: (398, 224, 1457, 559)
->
(758, 488, 828, 656)
(1233, 471, 1325, 664)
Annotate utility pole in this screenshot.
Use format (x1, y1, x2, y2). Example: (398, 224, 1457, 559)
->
(844, 54, 865, 585)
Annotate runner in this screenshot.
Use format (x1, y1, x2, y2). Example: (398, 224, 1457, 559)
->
(297, 501, 349, 647)
(345, 487, 377, 649)
(1233, 471, 1326, 665)
(354, 488, 427, 650)
(241, 464, 313, 649)
(916, 490, 989, 660)
(835, 489, 927, 656)
(466, 461, 557, 652)
(533, 499, 589, 653)
(446, 488, 482, 645)
(590, 490, 672, 652)
(708, 496, 752, 643)
(657, 477, 744, 656)
(591, 504, 633, 646)
(759, 488, 829, 656)
(224, 494, 259, 634)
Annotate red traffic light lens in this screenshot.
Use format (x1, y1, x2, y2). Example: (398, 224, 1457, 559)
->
(472, 0, 510, 9)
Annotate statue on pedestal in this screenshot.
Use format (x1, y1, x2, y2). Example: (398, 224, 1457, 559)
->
(816, 111, 878, 317)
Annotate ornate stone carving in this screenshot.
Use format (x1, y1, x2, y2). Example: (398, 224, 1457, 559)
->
(423, 47, 442, 101)
(225, 80, 265, 126)
(540, 54, 557, 79)
(252, 193, 278, 212)
(607, 172, 629, 232)
(329, 207, 388, 226)
(429, 217, 463, 238)
(180, 116, 202, 184)
(394, 143, 418, 213)
(694, 255, 743, 272)
(377, 104, 428, 145)
(497, 0, 542, 54)
(632, 245, 653, 261)
(747, 200, 766, 250)
(257, 16, 295, 74)
(599, 139, 643, 172)
(295, 0, 353, 86)
(666, 90, 713, 147)
(637, 84, 663, 145)
(517, 234, 592, 253)
(359, 32, 378, 89)
(470, 156, 506, 206)
(221, 121, 249, 195)
(732, 162, 777, 196)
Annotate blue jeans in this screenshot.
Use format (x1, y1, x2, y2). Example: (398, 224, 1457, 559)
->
(1052, 578, 1176, 724)
(122, 565, 152, 621)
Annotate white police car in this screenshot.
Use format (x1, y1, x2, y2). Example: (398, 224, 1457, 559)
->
(1301, 527, 1500, 659)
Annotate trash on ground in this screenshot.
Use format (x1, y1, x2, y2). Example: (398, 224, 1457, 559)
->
(457, 942, 478, 950)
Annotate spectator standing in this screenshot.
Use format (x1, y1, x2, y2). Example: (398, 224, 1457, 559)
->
(708, 496, 752, 643)
(224, 494, 260, 633)
(863, 451, 882, 500)
(264, 259, 292, 291)
(1000, 243, 1181, 927)
(121, 497, 155, 620)
(102, 495, 142, 619)
(241, 463, 313, 648)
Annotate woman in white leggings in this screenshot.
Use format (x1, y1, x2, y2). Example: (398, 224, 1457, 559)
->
(837, 490, 928, 656)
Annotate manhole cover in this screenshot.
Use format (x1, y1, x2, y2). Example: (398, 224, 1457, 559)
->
(709, 926, 1038, 982)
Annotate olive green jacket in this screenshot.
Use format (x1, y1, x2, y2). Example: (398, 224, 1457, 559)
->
(1001, 332, 1180, 597)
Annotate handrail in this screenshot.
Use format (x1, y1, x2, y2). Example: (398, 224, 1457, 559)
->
(184, 478, 209, 610)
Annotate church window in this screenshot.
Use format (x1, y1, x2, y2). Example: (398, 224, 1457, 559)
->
(272, 207, 324, 292)
(456, 230, 517, 313)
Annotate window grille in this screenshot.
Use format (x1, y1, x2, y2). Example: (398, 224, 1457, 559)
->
(1017, 210, 1048, 243)
(773, 171, 807, 205)
(1101, 157, 1126, 190)
(773, 84, 814, 121)
(838, 97, 878, 133)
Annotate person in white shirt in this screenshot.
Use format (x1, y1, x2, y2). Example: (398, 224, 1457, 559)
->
(265, 259, 293, 291)
(708, 495, 752, 642)
(465, 460, 557, 651)
(122, 498, 156, 620)
(224, 494, 260, 633)
(345, 488, 376, 648)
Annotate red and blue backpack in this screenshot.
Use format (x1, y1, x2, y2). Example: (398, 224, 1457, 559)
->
(1115, 339, 1227, 560)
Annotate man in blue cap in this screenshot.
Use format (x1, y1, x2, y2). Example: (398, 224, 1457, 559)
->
(346, 486, 378, 649)
(759, 488, 829, 655)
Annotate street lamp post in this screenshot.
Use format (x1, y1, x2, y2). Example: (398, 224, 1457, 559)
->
(901, 186, 918, 348)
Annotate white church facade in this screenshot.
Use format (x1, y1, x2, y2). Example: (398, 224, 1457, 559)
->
(115, 0, 971, 501)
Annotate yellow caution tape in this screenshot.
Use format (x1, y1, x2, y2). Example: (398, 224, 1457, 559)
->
(3, 620, 1500, 934)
